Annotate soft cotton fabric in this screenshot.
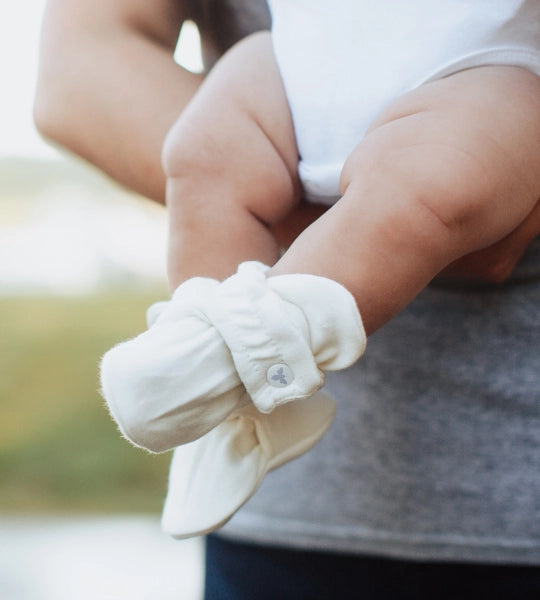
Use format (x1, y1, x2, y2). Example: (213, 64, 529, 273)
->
(161, 392, 336, 538)
(100, 262, 365, 453)
(101, 276, 246, 452)
(100, 263, 365, 535)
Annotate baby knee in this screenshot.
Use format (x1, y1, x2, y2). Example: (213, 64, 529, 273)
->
(161, 115, 203, 180)
(340, 120, 498, 246)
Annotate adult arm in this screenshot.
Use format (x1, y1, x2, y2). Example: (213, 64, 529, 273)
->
(34, 0, 202, 203)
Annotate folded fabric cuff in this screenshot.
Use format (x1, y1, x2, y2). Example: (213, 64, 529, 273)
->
(206, 262, 366, 413)
(205, 262, 324, 413)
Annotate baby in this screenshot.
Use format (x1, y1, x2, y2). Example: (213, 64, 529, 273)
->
(101, 1, 540, 537)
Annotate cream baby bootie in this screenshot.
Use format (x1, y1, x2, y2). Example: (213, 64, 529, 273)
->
(101, 275, 242, 452)
(161, 390, 337, 538)
(100, 262, 366, 453)
(100, 261, 366, 536)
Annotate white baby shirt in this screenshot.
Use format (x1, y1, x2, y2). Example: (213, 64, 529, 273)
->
(268, 0, 540, 204)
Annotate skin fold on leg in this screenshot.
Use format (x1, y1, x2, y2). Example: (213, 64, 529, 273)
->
(162, 32, 301, 288)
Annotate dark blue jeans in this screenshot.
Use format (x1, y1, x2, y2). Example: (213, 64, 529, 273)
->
(204, 534, 540, 600)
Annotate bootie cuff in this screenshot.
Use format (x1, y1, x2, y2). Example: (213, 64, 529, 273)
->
(206, 262, 366, 413)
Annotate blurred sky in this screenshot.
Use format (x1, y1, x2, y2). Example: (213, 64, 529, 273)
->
(1, 0, 55, 159)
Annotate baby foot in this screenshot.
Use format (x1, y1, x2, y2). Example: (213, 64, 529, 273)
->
(161, 390, 337, 538)
(100, 276, 248, 452)
(100, 262, 366, 453)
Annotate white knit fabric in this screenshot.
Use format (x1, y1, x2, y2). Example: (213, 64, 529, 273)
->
(100, 263, 365, 536)
(100, 277, 246, 453)
(161, 391, 336, 538)
(207, 262, 365, 413)
(100, 262, 365, 453)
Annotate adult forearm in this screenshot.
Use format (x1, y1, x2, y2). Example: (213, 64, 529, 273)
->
(34, 0, 202, 203)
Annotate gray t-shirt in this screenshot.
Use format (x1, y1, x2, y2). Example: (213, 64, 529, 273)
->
(220, 239, 540, 565)
(189, 0, 540, 565)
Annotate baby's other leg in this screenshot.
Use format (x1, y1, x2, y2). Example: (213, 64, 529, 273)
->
(272, 66, 540, 334)
(162, 32, 300, 289)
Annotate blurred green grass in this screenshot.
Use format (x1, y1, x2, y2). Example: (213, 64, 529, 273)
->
(0, 291, 173, 514)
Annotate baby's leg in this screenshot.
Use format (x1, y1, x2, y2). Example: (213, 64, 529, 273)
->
(272, 66, 540, 334)
(162, 31, 300, 290)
